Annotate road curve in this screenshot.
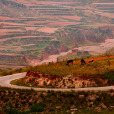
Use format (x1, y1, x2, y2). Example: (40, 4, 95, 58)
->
(0, 72, 114, 91)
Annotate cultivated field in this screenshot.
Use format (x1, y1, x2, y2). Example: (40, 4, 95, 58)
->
(0, 0, 114, 66)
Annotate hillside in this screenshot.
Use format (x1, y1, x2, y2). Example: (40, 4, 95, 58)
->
(0, 87, 114, 113)
(11, 55, 114, 88)
(106, 47, 114, 55)
(0, 0, 114, 66)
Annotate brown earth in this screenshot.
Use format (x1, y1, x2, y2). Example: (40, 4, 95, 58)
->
(73, 56, 114, 64)
(24, 70, 108, 88)
(0, 0, 114, 66)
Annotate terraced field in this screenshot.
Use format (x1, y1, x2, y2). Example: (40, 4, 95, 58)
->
(0, 0, 114, 66)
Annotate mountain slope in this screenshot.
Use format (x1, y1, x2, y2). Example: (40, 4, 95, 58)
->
(0, 0, 114, 66)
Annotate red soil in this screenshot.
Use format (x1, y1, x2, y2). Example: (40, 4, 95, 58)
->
(0, 36, 43, 41)
(0, 16, 17, 21)
(10, 36, 39, 39)
(0, 29, 23, 33)
(26, 70, 107, 85)
(0, 38, 11, 41)
(74, 56, 114, 64)
(0, 32, 6, 36)
(0, 22, 25, 26)
(25, 20, 49, 24)
(26, 70, 62, 80)
(37, 27, 58, 33)
(15, 47, 23, 50)
(47, 21, 79, 27)
(25, 27, 38, 31)
(78, 75, 106, 80)
(0, 53, 19, 56)
(60, 16, 81, 21)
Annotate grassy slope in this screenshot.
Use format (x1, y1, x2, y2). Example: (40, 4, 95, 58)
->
(0, 55, 114, 113)
(8, 55, 114, 88)
(0, 55, 113, 77)
(106, 47, 114, 55)
(30, 55, 114, 79)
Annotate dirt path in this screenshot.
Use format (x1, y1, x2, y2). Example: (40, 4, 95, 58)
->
(0, 73, 114, 91)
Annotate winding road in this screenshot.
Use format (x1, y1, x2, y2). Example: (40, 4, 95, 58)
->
(0, 72, 114, 91)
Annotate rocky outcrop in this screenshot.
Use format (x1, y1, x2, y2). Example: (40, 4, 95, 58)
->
(24, 70, 108, 88)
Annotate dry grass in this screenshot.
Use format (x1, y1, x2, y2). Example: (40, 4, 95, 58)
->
(30, 56, 114, 77)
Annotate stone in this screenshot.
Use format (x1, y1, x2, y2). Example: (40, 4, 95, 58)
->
(71, 108, 78, 111)
(56, 106, 61, 109)
(95, 107, 101, 112)
(90, 102, 94, 105)
(110, 106, 114, 109)
(88, 95, 98, 101)
(110, 92, 114, 96)
(101, 103, 107, 109)
(79, 95, 84, 99)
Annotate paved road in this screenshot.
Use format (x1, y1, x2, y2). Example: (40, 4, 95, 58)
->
(0, 72, 114, 91)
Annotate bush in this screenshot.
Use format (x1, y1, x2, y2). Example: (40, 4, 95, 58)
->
(101, 70, 114, 82)
(30, 102, 46, 112)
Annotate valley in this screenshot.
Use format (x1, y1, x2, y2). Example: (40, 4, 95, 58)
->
(0, 0, 114, 67)
(0, 1, 114, 113)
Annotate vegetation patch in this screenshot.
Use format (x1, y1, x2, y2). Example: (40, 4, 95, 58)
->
(10, 55, 114, 88)
(30, 102, 46, 112)
(0, 87, 114, 113)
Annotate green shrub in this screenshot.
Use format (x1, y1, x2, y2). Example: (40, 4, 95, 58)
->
(30, 102, 46, 112)
(101, 70, 114, 82)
